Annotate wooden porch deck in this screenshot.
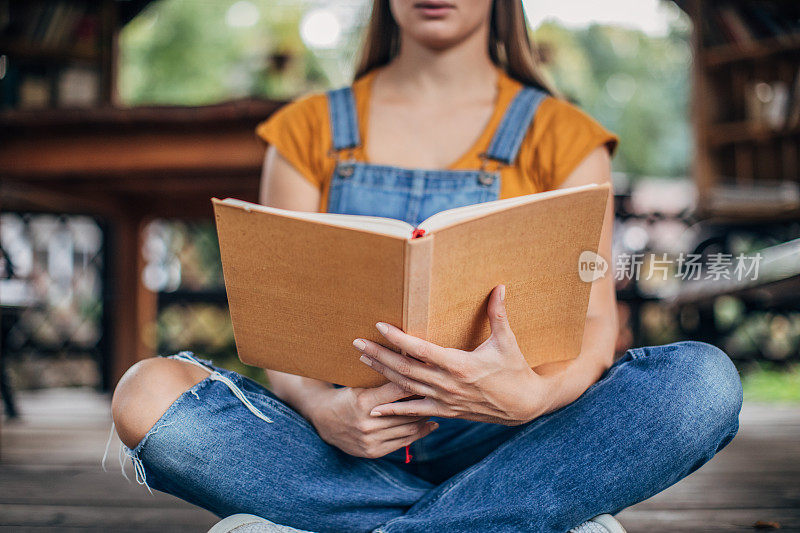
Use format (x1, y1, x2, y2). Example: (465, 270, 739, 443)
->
(1, 389, 798, 532)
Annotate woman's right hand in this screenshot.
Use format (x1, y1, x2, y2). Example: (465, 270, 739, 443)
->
(306, 382, 439, 458)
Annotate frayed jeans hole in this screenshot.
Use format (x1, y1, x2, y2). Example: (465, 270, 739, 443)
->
(125, 447, 153, 494)
(169, 351, 273, 424)
(206, 371, 273, 424)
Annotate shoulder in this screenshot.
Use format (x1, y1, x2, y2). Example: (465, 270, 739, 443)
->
(255, 91, 329, 143)
(533, 97, 616, 146)
(520, 95, 618, 190)
(254, 91, 334, 188)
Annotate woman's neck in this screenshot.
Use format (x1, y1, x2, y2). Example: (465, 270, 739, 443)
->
(378, 28, 497, 99)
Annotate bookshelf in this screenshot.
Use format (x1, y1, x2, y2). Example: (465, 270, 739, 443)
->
(0, 1, 152, 111)
(679, 0, 800, 218)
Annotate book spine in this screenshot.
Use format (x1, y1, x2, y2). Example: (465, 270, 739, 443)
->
(402, 236, 433, 341)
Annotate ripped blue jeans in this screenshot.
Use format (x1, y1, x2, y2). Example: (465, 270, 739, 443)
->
(117, 342, 742, 533)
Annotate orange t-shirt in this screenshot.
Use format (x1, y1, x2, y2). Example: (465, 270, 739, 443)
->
(256, 67, 618, 211)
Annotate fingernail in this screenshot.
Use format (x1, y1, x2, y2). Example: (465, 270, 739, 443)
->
(376, 322, 389, 334)
(370, 409, 382, 417)
(353, 338, 367, 350)
(359, 355, 372, 367)
(428, 422, 439, 430)
(499, 285, 506, 302)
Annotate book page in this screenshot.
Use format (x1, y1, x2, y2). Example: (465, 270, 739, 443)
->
(217, 198, 415, 239)
(417, 184, 600, 234)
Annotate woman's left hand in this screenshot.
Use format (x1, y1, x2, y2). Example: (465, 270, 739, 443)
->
(353, 285, 557, 426)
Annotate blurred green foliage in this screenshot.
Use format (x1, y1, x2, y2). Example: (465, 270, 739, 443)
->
(741, 363, 800, 403)
(532, 21, 692, 178)
(119, 0, 329, 104)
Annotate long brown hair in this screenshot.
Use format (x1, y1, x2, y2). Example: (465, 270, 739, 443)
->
(354, 0, 555, 94)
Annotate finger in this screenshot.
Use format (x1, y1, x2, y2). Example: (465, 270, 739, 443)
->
(361, 381, 416, 408)
(377, 419, 434, 440)
(355, 338, 443, 385)
(383, 420, 439, 453)
(375, 322, 455, 370)
(368, 414, 428, 428)
(358, 352, 438, 397)
(370, 397, 444, 418)
(355, 339, 443, 384)
(486, 284, 517, 348)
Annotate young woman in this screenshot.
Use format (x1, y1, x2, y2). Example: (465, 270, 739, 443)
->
(111, 2, 743, 532)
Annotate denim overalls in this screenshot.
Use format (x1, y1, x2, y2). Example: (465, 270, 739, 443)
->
(324, 84, 548, 225)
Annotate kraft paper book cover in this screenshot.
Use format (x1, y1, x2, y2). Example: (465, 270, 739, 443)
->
(212, 183, 609, 388)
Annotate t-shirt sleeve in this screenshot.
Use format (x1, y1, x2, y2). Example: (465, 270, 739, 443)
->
(530, 97, 619, 191)
(255, 93, 329, 189)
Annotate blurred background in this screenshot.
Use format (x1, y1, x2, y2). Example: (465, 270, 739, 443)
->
(0, 1, 799, 531)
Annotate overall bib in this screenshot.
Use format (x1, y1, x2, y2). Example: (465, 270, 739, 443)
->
(324, 84, 548, 225)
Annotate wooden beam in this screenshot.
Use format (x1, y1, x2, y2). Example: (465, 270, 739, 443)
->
(0, 98, 282, 183)
(0, 98, 282, 128)
(108, 211, 157, 386)
(1, 128, 266, 179)
(27, 172, 259, 194)
(0, 183, 122, 215)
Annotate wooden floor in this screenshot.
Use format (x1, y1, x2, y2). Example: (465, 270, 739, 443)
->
(1, 389, 798, 533)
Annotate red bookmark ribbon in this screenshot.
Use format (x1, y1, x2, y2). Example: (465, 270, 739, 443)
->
(404, 228, 424, 463)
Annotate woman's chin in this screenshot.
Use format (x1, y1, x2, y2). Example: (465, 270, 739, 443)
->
(408, 28, 471, 51)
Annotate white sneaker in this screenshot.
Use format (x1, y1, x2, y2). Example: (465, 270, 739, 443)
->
(569, 514, 627, 533)
(209, 512, 625, 533)
(207, 514, 314, 533)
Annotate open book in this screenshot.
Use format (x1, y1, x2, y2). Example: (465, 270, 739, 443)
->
(212, 183, 610, 388)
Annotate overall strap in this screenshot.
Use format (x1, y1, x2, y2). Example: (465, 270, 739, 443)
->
(327, 87, 360, 151)
(483, 86, 548, 165)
